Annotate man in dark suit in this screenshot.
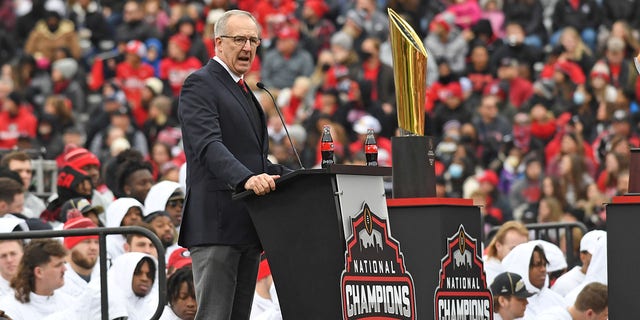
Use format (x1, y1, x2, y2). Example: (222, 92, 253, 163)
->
(178, 10, 291, 320)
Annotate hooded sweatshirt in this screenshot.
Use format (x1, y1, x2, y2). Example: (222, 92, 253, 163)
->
(144, 181, 181, 260)
(501, 242, 566, 319)
(0, 290, 76, 320)
(563, 233, 607, 305)
(107, 252, 159, 320)
(106, 197, 144, 261)
(143, 181, 180, 216)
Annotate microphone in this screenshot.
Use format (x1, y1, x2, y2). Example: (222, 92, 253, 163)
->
(257, 82, 305, 169)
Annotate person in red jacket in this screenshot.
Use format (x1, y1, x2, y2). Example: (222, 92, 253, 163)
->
(160, 34, 202, 97)
(0, 92, 37, 149)
(116, 40, 155, 117)
(489, 57, 534, 110)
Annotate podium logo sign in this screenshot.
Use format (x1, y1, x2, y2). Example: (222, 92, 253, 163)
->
(340, 203, 416, 320)
(434, 225, 493, 320)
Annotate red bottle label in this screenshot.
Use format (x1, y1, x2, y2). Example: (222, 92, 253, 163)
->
(321, 142, 334, 152)
(365, 144, 378, 154)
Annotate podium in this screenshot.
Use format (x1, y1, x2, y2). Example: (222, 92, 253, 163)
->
(386, 198, 483, 320)
(606, 195, 640, 316)
(235, 165, 392, 319)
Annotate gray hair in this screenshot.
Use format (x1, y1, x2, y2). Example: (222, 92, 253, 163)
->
(214, 10, 261, 38)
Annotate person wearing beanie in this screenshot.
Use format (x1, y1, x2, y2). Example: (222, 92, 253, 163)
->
(62, 145, 113, 217)
(50, 57, 86, 113)
(116, 39, 155, 114)
(0, 92, 37, 150)
(58, 214, 101, 299)
(40, 166, 93, 227)
(160, 34, 202, 96)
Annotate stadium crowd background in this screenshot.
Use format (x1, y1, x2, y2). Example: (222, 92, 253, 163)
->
(0, 0, 629, 318)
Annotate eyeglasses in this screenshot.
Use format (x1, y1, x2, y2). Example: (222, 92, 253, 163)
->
(220, 35, 261, 47)
(167, 199, 184, 208)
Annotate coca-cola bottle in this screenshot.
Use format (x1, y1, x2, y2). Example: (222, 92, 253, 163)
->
(321, 125, 335, 168)
(364, 129, 378, 166)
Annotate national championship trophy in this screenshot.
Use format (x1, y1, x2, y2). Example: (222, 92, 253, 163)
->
(388, 8, 436, 197)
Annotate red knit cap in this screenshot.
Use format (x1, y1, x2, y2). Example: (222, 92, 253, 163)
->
(63, 216, 98, 249)
(64, 146, 101, 170)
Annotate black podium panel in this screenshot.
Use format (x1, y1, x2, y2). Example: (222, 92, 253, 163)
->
(236, 166, 392, 320)
(606, 197, 640, 317)
(387, 199, 481, 320)
(243, 173, 345, 319)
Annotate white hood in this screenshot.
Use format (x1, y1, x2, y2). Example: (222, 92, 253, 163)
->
(143, 181, 180, 216)
(530, 240, 567, 273)
(106, 198, 144, 228)
(108, 252, 159, 319)
(501, 241, 548, 294)
(564, 233, 607, 305)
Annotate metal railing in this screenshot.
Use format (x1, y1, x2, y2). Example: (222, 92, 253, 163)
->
(0, 226, 167, 320)
(486, 222, 589, 269)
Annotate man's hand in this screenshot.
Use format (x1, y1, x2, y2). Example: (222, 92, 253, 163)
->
(244, 174, 280, 195)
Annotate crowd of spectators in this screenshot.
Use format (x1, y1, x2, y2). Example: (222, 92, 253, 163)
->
(0, 0, 633, 318)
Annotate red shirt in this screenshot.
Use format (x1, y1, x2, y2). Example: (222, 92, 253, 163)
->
(160, 57, 202, 96)
(0, 107, 37, 149)
(116, 61, 155, 111)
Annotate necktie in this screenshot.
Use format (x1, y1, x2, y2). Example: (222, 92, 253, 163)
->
(238, 78, 249, 94)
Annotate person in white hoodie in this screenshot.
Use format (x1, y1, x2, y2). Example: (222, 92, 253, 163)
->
(551, 230, 606, 297)
(106, 197, 144, 262)
(534, 282, 608, 320)
(563, 233, 607, 306)
(144, 180, 184, 232)
(107, 252, 159, 320)
(0, 239, 75, 319)
(501, 242, 566, 319)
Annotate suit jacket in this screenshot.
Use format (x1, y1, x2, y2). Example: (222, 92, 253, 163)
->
(178, 59, 291, 248)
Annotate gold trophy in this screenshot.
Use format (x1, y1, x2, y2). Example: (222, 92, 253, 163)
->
(388, 8, 427, 136)
(387, 8, 435, 197)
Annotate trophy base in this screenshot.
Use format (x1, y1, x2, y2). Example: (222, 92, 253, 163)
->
(391, 135, 436, 198)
